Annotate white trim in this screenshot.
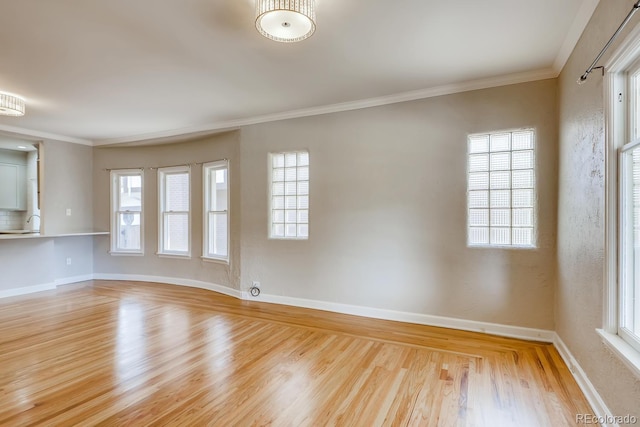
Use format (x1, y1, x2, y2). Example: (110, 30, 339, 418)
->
(0, 282, 56, 299)
(552, 0, 601, 73)
(157, 165, 191, 257)
(604, 70, 621, 333)
(110, 169, 144, 256)
(0, 124, 92, 145)
(554, 333, 619, 427)
(248, 291, 555, 342)
(605, 21, 640, 73)
(54, 274, 95, 287)
(0, 68, 560, 148)
(202, 160, 230, 262)
(93, 69, 557, 146)
(597, 329, 640, 379)
(92, 274, 242, 299)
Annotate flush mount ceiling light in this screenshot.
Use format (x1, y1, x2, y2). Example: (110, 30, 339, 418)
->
(256, 0, 316, 43)
(0, 92, 25, 116)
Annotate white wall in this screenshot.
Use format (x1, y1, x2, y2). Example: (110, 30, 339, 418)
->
(240, 79, 558, 329)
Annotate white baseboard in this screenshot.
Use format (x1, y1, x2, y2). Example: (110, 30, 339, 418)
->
(250, 291, 556, 342)
(0, 282, 56, 299)
(92, 273, 243, 299)
(553, 333, 617, 427)
(55, 274, 95, 287)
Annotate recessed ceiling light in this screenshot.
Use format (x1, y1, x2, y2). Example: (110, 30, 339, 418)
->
(0, 92, 25, 116)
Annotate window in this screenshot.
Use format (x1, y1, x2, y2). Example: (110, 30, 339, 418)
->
(600, 29, 640, 376)
(158, 166, 190, 256)
(110, 169, 143, 254)
(467, 130, 536, 248)
(269, 151, 309, 239)
(617, 63, 640, 353)
(203, 160, 229, 261)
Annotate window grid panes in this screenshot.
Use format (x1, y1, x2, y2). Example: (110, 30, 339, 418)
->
(110, 170, 143, 254)
(270, 151, 309, 239)
(467, 130, 535, 248)
(159, 167, 190, 256)
(619, 69, 640, 351)
(203, 161, 229, 261)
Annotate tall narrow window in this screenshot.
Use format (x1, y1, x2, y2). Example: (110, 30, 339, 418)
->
(269, 151, 309, 239)
(158, 166, 190, 256)
(467, 129, 536, 248)
(110, 169, 143, 254)
(203, 160, 229, 261)
(618, 65, 640, 352)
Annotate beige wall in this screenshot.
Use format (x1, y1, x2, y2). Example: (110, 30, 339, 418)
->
(240, 79, 558, 329)
(0, 140, 95, 291)
(557, 0, 640, 419)
(41, 140, 94, 234)
(92, 132, 241, 289)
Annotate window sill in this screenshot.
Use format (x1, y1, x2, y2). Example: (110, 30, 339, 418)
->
(468, 244, 537, 250)
(156, 253, 191, 260)
(201, 256, 229, 265)
(596, 329, 640, 379)
(109, 251, 144, 256)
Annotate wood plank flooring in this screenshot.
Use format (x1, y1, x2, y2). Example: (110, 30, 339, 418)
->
(0, 280, 593, 426)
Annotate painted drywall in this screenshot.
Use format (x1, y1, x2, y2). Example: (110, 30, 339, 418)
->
(557, 0, 640, 420)
(240, 79, 558, 330)
(92, 132, 241, 289)
(0, 238, 55, 291)
(0, 140, 97, 294)
(41, 140, 94, 234)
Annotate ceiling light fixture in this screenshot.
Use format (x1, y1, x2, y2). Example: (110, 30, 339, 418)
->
(0, 92, 25, 116)
(256, 0, 316, 43)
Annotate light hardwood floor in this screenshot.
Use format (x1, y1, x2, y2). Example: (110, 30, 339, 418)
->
(0, 280, 593, 426)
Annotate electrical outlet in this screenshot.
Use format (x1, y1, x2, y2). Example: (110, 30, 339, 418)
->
(66, 257, 72, 265)
(66, 208, 72, 216)
(252, 281, 260, 288)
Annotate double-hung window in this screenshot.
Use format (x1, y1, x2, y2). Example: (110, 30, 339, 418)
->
(617, 62, 640, 354)
(203, 160, 229, 261)
(600, 31, 640, 376)
(158, 166, 190, 257)
(467, 130, 536, 248)
(110, 169, 143, 254)
(269, 151, 309, 239)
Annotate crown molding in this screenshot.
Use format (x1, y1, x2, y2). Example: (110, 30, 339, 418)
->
(553, 0, 601, 74)
(0, 123, 93, 145)
(1, 68, 558, 147)
(94, 68, 558, 146)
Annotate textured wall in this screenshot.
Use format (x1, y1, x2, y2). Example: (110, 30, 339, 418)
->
(240, 79, 558, 329)
(557, 0, 640, 420)
(92, 132, 241, 289)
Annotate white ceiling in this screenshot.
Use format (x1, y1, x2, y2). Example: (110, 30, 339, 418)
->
(0, 0, 599, 145)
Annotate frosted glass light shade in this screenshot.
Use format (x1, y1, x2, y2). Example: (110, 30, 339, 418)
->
(0, 92, 25, 116)
(256, 0, 316, 43)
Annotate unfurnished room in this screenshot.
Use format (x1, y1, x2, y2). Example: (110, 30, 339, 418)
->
(0, 1, 639, 426)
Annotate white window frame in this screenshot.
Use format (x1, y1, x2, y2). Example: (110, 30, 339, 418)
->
(157, 165, 191, 258)
(600, 23, 640, 378)
(202, 160, 229, 263)
(109, 169, 144, 255)
(268, 150, 310, 240)
(466, 129, 537, 249)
